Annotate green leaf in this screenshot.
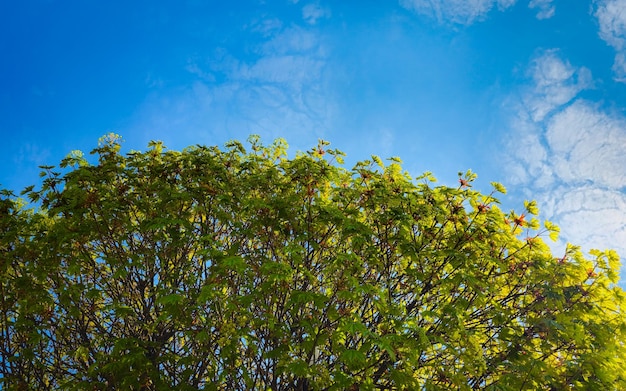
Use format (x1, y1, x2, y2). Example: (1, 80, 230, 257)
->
(372, 155, 384, 168)
(544, 220, 560, 242)
(340, 349, 366, 370)
(222, 255, 248, 274)
(524, 200, 539, 215)
(20, 185, 35, 195)
(4, 135, 626, 390)
(114, 305, 134, 317)
(74, 346, 89, 362)
(286, 359, 309, 377)
(158, 293, 183, 305)
(376, 337, 397, 361)
(491, 181, 507, 194)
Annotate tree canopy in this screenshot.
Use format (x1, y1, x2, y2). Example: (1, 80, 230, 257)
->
(1, 134, 625, 390)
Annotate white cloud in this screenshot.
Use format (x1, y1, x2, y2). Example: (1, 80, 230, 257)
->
(302, 3, 331, 25)
(127, 19, 333, 150)
(239, 55, 324, 85)
(399, 0, 557, 24)
(259, 25, 322, 55)
(614, 52, 626, 79)
(505, 114, 552, 187)
(528, 0, 555, 19)
(399, 0, 517, 25)
(595, 0, 626, 81)
(546, 101, 626, 188)
(185, 62, 216, 83)
(249, 17, 283, 37)
(505, 50, 626, 272)
(14, 142, 52, 167)
(523, 50, 592, 122)
(595, 0, 626, 50)
(534, 186, 626, 260)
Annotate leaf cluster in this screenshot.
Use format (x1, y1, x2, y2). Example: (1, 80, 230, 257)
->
(1, 134, 625, 390)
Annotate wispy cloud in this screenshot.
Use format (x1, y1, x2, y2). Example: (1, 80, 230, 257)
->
(4, 142, 54, 191)
(545, 101, 626, 189)
(13, 142, 52, 168)
(595, 0, 626, 81)
(399, 0, 516, 25)
(400, 0, 559, 24)
(302, 3, 331, 25)
(528, 0, 555, 19)
(249, 17, 283, 37)
(523, 49, 592, 122)
(127, 11, 334, 150)
(505, 50, 626, 264)
(541, 186, 626, 257)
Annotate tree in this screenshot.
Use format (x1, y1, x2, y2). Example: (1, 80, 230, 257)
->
(1, 133, 625, 390)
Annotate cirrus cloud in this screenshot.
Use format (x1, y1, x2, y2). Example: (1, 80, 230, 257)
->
(528, 0, 555, 19)
(595, 0, 626, 81)
(399, 0, 516, 25)
(523, 49, 593, 122)
(506, 50, 626, 271)
(399, 0, 555, 24)
(127, 20, 334, 150)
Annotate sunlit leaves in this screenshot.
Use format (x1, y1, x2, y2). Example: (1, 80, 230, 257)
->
(1, 135, 625, 390)
(491, 181, 507, 194)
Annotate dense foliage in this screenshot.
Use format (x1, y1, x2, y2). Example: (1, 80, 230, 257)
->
(1, 134, 625, 390)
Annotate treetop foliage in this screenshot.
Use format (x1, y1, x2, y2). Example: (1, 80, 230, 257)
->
(1, 133, 625, 390)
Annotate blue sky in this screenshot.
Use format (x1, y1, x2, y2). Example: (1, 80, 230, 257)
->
(2, 0, 626, 275)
